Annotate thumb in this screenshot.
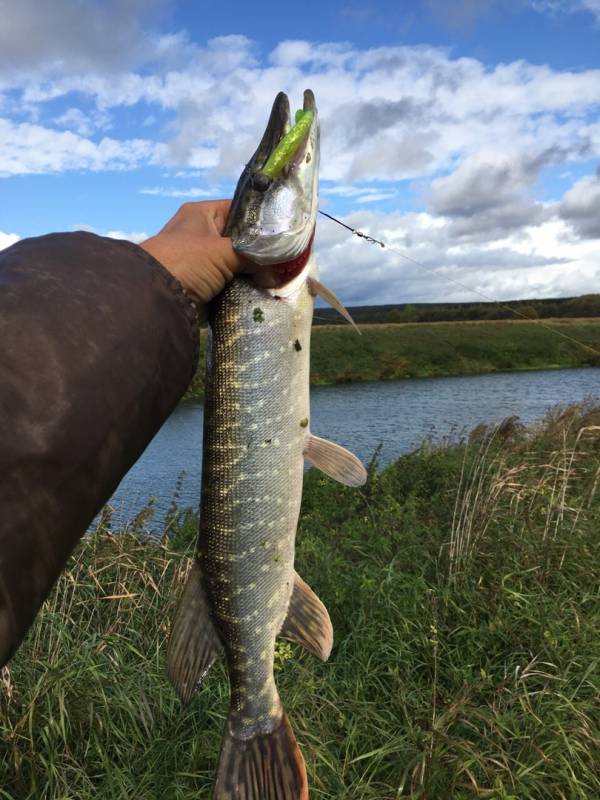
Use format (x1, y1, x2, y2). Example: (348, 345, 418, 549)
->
(211, 237, 278, 290)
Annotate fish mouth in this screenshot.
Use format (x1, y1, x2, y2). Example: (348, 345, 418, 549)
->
(247, 89, 316, 188)
(225, 89, 319, 284)
(247, 91, 293, 187)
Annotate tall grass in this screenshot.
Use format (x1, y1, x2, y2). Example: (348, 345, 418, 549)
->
(1, 403, 600, 798)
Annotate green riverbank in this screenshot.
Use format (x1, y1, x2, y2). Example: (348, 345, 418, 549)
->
(184, 318, 600, 400)
(2, 403, 599, 798)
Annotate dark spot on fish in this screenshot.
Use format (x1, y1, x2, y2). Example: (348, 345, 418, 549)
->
(253, 307, 264, 323)
(306, 152, 311, 163)
(246, 203, 260, 225)
(251, 172, 272, 192)
(294, 339, 302, 351)
(273, 295, 282, 300)
(264, 438, 271, 444)
(299, 417, 309, 428)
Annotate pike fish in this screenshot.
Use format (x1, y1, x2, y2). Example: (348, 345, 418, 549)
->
(167, 90, 366, 800)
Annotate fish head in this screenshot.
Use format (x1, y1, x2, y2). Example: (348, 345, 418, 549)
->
(225, 89, 319, 286)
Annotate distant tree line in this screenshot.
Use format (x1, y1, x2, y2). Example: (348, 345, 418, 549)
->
(312, 294, 600, 325)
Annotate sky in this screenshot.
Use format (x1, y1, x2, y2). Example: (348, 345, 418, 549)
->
(1, 0, 600, 306)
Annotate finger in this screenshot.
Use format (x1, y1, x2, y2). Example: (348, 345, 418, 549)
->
(209, 236, 252, 274)
(182, 199, 232, 236)
(207, 199, 232, 215)
(207, 199, 233, 235)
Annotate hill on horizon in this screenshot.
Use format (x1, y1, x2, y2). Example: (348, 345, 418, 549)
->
(313, 294, 600, 325)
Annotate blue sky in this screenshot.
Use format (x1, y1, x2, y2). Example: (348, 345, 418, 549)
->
(1, 0, 600, 304)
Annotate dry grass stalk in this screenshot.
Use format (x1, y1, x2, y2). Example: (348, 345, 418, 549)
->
(447, 427, 506, 579)
(447, 407, 600, 579)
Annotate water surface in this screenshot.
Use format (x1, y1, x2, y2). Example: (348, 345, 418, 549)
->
(109, 367, 599, 525)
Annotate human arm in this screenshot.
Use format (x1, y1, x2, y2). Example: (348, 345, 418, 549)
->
(0, 201, 245, 666)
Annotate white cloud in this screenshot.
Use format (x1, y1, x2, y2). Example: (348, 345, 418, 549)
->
(357, 192, 398, 203)
(0, 16, 599, 303)
(533, 0, 600, 22)
(0, 231, 20, 251)
(52, 107, 111, 136)
(73, 224, 149, 244)
(315, 207, 593, 306)
(582, 0, 600, 18)
(321, 185, 397, 203)
(322, 185, 377, 197)
(105, 230, 148, 244)
(140, 186, 212, 198)
(0, 118, 164, 176)
(427, 149, 556, 240)
(3, 37, 600, 185)
(1, 227, 148, 249)
(52, 108, 95, 137)
(0, 0, 179, 78)
(559, 172, 600, 238)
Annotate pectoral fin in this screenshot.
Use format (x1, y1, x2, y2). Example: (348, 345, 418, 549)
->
(307, 277, 360, 334)
(166, 560, 221, 706)
(304, 433, 367, 487)
(279, 573, 333, 661)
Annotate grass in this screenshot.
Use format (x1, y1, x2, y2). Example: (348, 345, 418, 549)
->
(184, 319, 600, 400)
(1, 403, 600, 798)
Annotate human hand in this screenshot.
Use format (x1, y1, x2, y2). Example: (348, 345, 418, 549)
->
(140, 200, 250, 317)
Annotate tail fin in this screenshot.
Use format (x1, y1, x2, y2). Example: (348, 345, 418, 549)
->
(214, 713, 308, 800)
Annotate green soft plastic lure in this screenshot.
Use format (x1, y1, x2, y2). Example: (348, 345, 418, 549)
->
(260, 109, 314, 179)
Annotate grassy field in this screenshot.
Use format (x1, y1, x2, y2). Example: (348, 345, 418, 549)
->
(1, 403, 599, 798)
(184, 318, 600, 400)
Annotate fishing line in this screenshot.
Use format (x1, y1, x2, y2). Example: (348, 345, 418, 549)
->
(318, 209, 600, 359)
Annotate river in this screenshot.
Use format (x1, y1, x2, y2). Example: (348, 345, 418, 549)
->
(108, 367, 599, 526)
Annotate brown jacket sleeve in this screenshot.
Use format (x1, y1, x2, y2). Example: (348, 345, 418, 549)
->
(0, 232, 199, 665)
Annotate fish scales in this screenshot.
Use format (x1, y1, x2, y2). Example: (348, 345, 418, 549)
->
(201, 274, 313, 736)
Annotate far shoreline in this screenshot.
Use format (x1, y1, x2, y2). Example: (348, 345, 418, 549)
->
(183, 317, 600, 402)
